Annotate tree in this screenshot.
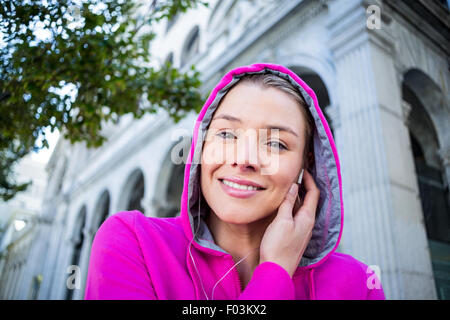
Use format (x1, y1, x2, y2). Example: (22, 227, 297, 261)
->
(0, 0, 208, 201)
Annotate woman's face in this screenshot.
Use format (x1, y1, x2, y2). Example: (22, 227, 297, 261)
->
(200, 82, 306, 224)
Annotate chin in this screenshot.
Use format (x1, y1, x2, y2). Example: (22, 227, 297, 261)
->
(214, 207, 259, 224)
(215, 203, 273, 225)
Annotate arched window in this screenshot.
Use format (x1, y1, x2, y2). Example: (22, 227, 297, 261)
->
(403, 68, 450, 300)
(436, 0, 449, 10)
(153, 136, 191, 217)
(165, 52, 174, 66)
(289, 66, 333, 136)
(93, 190, 110, 233)
(78, 190, 110, 296)
(127, 173, 145, 213)
(65, 206, 86, 300)
(166, 13, 179, 33)
(117, 168, 146, 214)
(56, 158, 67, 194)
(181, 26, 200, 67)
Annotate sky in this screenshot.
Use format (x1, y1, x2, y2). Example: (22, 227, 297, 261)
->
(30, 127, 60, 165)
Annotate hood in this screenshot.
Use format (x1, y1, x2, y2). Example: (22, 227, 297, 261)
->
(180, 63, 343, 269)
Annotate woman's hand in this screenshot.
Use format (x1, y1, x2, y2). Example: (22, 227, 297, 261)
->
(259, 170, 320, 278)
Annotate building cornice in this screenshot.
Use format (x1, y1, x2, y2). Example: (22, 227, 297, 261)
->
(188, 0, 324, 81)
(69, 112, 175, 200)
(384, 0, 450, 56)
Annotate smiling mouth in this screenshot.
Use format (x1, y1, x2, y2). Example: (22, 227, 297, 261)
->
(218, 179, 265, 191)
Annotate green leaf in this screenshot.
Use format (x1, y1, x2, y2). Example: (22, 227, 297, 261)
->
(0, 0, 207, 202)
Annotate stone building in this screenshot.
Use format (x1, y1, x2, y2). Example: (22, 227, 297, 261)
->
(0, 154, 48, 299)
(1, 0, 448, 300)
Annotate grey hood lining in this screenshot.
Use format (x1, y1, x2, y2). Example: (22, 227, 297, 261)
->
(187, 67, 341, 267)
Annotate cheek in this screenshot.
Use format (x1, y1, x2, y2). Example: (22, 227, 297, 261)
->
(202, 139, 236, 166)
(201, 142, 224, 178)
(200, 160, 216, 192)
(269, 161, 301, 198)
(202, 139, 223, 165)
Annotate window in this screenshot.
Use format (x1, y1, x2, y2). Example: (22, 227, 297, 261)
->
(181, 26, 200, 67)
(166, 13, 179, 33)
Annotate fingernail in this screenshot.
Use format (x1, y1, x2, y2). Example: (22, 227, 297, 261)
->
(289, 183, 297, 195)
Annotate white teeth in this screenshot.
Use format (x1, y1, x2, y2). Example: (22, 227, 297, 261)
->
(222, 179, 260, 191)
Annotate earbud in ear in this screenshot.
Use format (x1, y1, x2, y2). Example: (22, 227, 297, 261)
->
(298, 169, 304, 185)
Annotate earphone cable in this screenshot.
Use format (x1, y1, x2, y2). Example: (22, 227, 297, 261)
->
(188, 179, 264, 300)
(187, 183, 210, 300)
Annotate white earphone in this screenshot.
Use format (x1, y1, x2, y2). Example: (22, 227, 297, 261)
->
(298, 168, 304, 184)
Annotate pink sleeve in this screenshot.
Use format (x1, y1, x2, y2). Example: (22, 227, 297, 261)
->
(238, 261, 295, 300)
(365, 267, 386, 300)
(358, 261, 386, 300)
(84, 212, 157, 300)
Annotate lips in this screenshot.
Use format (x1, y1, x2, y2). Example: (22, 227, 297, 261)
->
(218, 176, 265, 189)
(218, 177, 266, 199)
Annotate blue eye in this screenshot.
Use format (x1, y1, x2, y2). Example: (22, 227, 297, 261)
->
(217, 131, 235, 139)
(216, 131, 287, 150)
(268, 141, 287, 150)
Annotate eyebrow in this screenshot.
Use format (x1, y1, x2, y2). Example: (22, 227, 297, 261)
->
(212, 113, 299, 138)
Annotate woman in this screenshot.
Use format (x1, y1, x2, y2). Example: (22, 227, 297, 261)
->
(84, 63, 385, 300)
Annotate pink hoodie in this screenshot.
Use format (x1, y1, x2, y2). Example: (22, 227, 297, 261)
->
(84, 63, 385, 300)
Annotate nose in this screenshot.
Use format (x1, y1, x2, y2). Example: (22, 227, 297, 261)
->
(233, 129, 261, 171)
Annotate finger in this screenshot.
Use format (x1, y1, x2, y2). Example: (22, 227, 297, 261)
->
(294, 171, 319, 222)
(302, 169, 318, 192)
(276, 183, 298, 221)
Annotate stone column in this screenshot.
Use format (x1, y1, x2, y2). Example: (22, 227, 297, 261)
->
(14, 260, 25, 299)
(0, 256, 6, 298)
(39, 209, 65, 299)
(27, 215, 54, 300)
(5, 261, 15, 299)
(72, 226, 94, 300)
(20, 217, 51, 300)
(5, 265, 13, 299)
(17, 245, 30, 299)
(46, 218, 69, 299)
(327, 0, 436, 299)
(10, 261, 21, 299)
(53, 235, 75, 299)
(44, 226, 62, 299)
